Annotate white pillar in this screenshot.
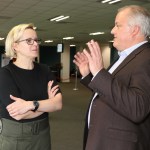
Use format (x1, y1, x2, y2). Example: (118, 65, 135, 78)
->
(60, 44, 70, 82)
(101, 44, 111, 69)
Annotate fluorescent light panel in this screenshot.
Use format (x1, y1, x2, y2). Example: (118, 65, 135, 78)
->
(50, 15, 64, 21)
(0, 37, 4, 40)
(109, 0, 121, 4)
(33, 26, 37, 30)
(63, 37, 74, 40)
(70, 44, 76, 47)
(101, 0, 112, 3)
(44, 40, 53, 43)
(50, 15, 70, 22)
(101, 0, 121, 4)
(56, 16, 70, 22)
(89, 32, 104, 35)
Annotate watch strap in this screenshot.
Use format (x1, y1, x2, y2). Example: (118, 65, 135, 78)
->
(33, 100, 39, 112)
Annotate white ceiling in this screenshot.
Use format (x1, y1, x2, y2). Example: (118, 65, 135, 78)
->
(0, 0, 150, 47)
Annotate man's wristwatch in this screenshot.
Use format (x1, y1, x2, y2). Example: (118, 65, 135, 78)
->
(33, 100, 39, 112)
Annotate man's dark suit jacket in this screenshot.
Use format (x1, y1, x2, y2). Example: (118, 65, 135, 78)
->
(81, 43, 150, 150)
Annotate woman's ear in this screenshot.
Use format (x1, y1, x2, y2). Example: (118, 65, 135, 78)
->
(13, 42, 18, 51)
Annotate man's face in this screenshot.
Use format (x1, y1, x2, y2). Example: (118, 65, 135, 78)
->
(111, 9, 133, 51)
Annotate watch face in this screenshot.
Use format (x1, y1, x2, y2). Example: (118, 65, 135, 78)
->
(33, 101, 39, 111)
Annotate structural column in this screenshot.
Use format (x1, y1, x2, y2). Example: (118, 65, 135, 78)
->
(60, 43, 70, 82)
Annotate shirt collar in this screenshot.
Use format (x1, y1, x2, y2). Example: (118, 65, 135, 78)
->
(118, 41, 148, 57)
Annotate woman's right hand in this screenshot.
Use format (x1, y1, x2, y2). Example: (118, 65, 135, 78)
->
(6, 95, 34, 117)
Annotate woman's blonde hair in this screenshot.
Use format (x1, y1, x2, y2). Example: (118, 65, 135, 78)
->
(5, 23, 35, 58)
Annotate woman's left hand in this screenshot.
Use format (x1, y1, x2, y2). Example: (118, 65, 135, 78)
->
(6, 95, 33, 117)
(47, 80, 59, 99)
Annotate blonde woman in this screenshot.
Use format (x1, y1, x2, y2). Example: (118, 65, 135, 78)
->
(0, 23, 62, 150)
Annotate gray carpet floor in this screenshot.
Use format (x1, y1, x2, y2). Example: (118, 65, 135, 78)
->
(49, 77, 92, 150)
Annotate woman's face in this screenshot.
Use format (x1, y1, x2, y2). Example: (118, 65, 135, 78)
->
(14, 28, 40, 59)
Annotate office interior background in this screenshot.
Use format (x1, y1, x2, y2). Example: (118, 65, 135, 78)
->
(0, 0, 150, 149)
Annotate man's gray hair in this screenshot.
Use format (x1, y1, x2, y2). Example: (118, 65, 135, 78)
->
(118, 5, 150, 38)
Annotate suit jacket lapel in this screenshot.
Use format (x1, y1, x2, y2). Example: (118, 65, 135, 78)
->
(112, 42, 150, 76)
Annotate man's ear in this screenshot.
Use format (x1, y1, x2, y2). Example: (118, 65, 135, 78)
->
(131, 25, 140, 37)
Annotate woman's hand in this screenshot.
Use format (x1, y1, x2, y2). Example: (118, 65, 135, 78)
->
(9, 111, 44, 120)
(47, 80, 59, 99)
(6, 95, 34, 117)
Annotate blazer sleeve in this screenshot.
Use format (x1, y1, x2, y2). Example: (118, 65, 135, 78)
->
(80, 73, 93, 91)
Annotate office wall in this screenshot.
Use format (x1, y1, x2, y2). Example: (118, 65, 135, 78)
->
(110, 43, 118, 64)
(39, 46, 60, 67)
